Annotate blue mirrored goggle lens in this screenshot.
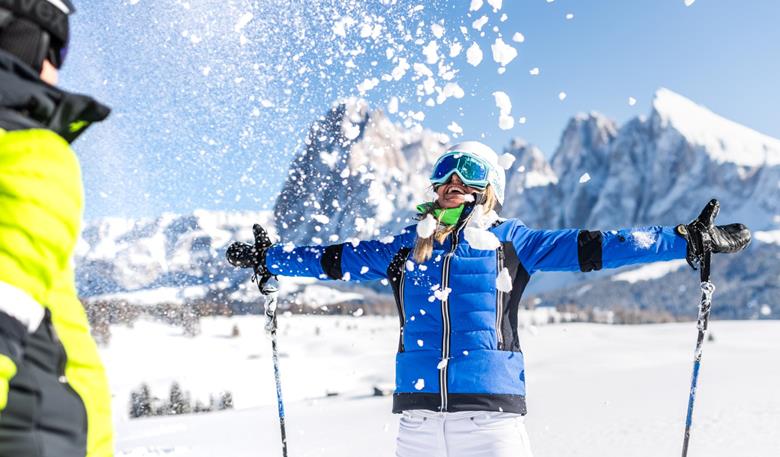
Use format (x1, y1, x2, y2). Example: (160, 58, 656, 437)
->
(431, 154, 489, 184)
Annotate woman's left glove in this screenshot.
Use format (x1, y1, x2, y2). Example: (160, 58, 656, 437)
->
(226, 224, 274, 283)
(676, 199, 752, 269)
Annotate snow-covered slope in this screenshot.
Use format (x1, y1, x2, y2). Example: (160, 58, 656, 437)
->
(111, 316, 780, 457)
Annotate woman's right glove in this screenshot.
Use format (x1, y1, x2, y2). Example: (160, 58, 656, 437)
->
(676, 199, 752, 269)
(226, 224, 274, 284)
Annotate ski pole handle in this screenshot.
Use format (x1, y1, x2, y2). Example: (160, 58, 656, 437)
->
(261, 278, 280, 332)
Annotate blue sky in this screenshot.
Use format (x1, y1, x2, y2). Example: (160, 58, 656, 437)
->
(62, 0, 780, 220)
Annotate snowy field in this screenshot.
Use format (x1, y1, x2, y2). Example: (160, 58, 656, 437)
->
(104, 316, 780, 457)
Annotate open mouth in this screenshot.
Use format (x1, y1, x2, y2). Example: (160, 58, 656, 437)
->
(446, 187, 466, 196)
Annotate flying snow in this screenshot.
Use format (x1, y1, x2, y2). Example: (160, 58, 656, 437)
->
(491, 38, 518, 67)
(529, 67, 540, 76)
(414, 379, 425, 390)
(487, 0, 503, 11)
(559, 91, 568, 101)
(684, 0, 696, 6)
(629, 97, 637, 106)
(492, 91, 514, 130)
(472, 16, 489, 31)
(512, 32, 525, 43)
(448, 121, 464, 135)
(497, 267, 513, 292)
(466, 42, 484, 66)
(437, 359, 449, 370)
(464, 227, 501, 250)
(417, 214, 438, 238)
(431, 23, 445, 39)
(565, 13, 574, 20)
(499, 153, 516, 169)
(579, 173, 591, 184)
(631, 231, 657, 249)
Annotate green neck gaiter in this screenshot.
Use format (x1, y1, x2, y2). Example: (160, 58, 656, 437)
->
(416, 202, 465, 226)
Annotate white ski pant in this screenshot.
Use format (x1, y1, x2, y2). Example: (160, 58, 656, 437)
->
(395, 410, 534, 457)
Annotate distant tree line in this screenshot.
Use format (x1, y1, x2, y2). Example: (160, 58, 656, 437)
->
(129, 382, 234, 419)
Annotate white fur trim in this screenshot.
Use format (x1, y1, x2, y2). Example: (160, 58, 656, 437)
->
(0, 281, 45, 333)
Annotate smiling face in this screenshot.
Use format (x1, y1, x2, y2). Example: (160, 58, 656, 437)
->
(435, 174, 483, 208)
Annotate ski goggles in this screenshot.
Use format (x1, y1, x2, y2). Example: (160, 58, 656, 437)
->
(430, 152, 491, 189)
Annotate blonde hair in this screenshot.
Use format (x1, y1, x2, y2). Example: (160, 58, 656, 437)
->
(413, 185, 499, 263)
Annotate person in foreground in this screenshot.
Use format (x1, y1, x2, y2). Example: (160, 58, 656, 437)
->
(227, 141, 751, 457)
(0, 1, 113, 455)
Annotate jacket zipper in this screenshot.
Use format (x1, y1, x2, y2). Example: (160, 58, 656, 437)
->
(496, 245, 505, 350)
(439, 226, 463, 412)
(398, 256, 408, 352)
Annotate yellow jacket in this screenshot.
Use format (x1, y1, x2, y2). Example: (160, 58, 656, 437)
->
(0, 128, 113, 456)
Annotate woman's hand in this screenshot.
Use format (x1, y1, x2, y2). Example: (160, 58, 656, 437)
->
(676, 199, 751, 269)
(226, 224, 274, 283)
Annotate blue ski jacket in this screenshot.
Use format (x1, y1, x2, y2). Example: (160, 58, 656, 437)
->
(265, 208, 688, 415)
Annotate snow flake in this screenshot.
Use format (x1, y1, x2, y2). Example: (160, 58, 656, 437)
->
(361, 266, 370, 275)
(487, 0, 503, 11)
(497, 267, 513, 292)
(391, 58, 411, 80)
(417, 214, 438, 238)
(463, 350, 470, 356)
(628, 97, 637, 106)
(472, 16, 489, 32)
(420, 309, 427, 316)
(434, 287, 452, 302)
(512, 32, 525, 43)
(431, 23, 445, 38)
(493, 91, 514, 130)
(414, 379, 425, 390)
(312, 214, 330, 224)
(464, 227, 501, 250)
(417, 339, 425, 347)
(342, 272, 352, 281)
(518, 116, 527, 124)
(565, 13, 574, 20)
(381, 279, 389, 286)
(388, 96, 399, 114)
(437, 359, 449, 370)
(558, 91, 567, 101)
(343, 123, 360, 140)
(529, 67, 540, 76)
(760, 304, 772, 316)
(469, 0, 483, 11)
(466, 42, 483, 66)
(352, 308, 364, 317)
(422, 40, 440, 64)
(449, 42, 463, 57)
(447, 121, 464, 135)
(283, 243, 295, 253)
(631, 231, 657, 249)
(684, 0, 695, 6)
(340, 167, 351, 179)
(381, 235, 396, 244)
(491, 38, 517, 66)
(578, 173, 591, 184)
(499, 153, 516, 170)
(234, 12, 254, 32)
(406, 260, 415, 271)
(357, 78, 380, 95)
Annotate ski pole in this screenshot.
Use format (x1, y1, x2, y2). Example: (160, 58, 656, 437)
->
(257, 277, 288, 457)
(681, 249, 713, 457)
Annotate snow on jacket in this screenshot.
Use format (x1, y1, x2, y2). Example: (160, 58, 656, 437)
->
(265, 207, 688, 415)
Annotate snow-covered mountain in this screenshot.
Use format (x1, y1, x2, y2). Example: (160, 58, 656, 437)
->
(516, 88, 780, 231)
(76, 89, 780, 318)
(274, 98, 449, 245)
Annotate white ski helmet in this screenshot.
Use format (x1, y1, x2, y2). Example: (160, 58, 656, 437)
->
(431, 141, 506, 205)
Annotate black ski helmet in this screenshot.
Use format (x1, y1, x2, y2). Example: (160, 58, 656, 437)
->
(0, 0, 75, 72)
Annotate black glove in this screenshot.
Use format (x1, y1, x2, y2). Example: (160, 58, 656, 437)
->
(226, 224, 275, 284)
(676, 199, 752, 269)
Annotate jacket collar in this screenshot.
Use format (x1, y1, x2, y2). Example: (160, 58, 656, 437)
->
(0, 49, 110, 143)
